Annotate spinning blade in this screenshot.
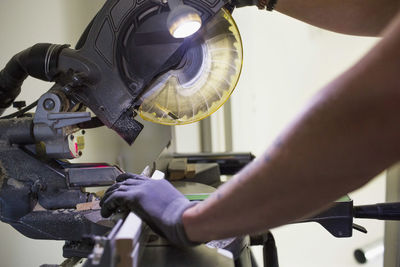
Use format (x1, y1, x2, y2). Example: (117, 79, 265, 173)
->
(138, 9, 243, 125)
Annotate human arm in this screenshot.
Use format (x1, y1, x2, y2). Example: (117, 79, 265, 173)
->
(182, 11, 400, 242)
(274, 0, 400, 36)
(237, 0, 400, 36)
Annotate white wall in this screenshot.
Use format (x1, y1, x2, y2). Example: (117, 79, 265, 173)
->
(229, 7, 384, 267)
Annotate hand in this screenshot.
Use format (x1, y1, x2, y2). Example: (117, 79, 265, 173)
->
(100, 173, 199, 247)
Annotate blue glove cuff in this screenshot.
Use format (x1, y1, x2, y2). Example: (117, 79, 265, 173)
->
(162, 198, 200, 247)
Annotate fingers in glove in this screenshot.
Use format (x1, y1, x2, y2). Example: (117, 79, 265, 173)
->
(116, 173, 149, 182)
(101, 183, 137, 205)
(104, 179, 136, 194)
(100, 179, 145, 206)
(120, 179, 145, 186)
(115, 173, 134, 182)
(100, 184, 120, 206)
(103, 182, 122, 195)
(100, 191, 129, 218)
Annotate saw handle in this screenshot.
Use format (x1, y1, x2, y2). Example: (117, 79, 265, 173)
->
(354, 202, 400, 220)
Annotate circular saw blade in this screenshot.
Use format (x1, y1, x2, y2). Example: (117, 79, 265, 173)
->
(138, 8, 243, 125)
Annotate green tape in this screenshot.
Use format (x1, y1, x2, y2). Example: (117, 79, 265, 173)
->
(337, 195, 351, 202)
(184, 193, 211, 201)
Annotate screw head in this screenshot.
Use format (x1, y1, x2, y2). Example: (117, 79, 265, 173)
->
(72, 73, 84, 86)
(43, 98, 55, 111)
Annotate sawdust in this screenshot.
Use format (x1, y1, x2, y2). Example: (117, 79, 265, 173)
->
(76, 201, 101, 211)
(0, 161, 7, 188)
(7, 178, 25, 189)
(33, 203, 46, 211)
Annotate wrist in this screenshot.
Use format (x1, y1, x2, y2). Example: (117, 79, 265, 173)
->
(161, 198, 200, 246)
(182, 203, 210, 243)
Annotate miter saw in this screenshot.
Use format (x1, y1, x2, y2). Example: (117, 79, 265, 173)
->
(0, 0, 255, 265)
(3, 0, 400, 266)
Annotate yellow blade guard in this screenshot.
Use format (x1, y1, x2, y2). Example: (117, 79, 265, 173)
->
(139, 9, 243, 125)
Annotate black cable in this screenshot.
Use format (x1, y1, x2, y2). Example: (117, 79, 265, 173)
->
(0, 100, 38, 120)
(264, 232, 279, 267)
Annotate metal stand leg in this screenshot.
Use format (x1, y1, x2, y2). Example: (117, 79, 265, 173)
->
(250, 231, 279, 267)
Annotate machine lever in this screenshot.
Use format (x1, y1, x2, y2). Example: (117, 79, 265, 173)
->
(352, 223, 367, 234)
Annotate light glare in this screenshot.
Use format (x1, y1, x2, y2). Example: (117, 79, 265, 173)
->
(172, 21, 201, 38)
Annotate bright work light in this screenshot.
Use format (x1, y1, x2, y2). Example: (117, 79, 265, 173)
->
(167, 1, 202, 38)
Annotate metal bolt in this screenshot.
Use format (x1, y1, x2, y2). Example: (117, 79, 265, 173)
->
(72, 74, 80, 83)
(70, 135, 74, 141)
(43, 98, 55, 110)
(81, 130, 86, 135)
(32, 180, 46, 193)
(72, 73, 85, 86)
(64, 85, 72, 93)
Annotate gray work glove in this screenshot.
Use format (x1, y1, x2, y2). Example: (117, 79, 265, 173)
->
(100, 173, 199, 247)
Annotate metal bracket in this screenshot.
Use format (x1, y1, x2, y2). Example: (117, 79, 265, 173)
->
(33, 90, 91, 159)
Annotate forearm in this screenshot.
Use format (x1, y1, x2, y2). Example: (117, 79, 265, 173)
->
(269, 0, 399, 36)
(183, 11, 400, 242)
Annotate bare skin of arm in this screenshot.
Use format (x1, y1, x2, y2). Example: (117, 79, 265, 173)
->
(274, 0, 400, 36)
(182, 11, 400, 242)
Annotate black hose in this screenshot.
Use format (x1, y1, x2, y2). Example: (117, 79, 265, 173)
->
(0, 43, 68, 116)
